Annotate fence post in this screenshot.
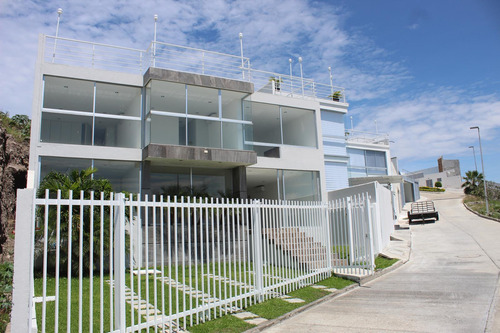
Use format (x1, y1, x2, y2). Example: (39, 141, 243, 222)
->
(11, 188, 35, 332)
(324, 202, 333, 272)
(346, 197, 355, 265)
(365, 194, 376, 273)
(114, 193, 126, 332)
(251, 200, 264, 302)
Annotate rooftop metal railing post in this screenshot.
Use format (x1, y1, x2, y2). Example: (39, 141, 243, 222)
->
(153, 14, 158, 67)
(52, 8, 63, 63)
(289, 58, 293, 96)
(239, 33, 245, 79)
(328, 66, 333, 95)
(299, 57, 304, 96)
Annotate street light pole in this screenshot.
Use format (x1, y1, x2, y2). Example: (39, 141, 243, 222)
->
(470, 126, 489, 215)
(468, 145, 477, 172)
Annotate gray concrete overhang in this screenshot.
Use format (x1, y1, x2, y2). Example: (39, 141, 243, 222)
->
(144, 67, 254, 93)
(349, 175, 404, 186)
(143, 144, 257, 168)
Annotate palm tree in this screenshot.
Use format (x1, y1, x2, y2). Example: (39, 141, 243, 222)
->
(35, 167, 114, 276)
(462, 170, 484, 196)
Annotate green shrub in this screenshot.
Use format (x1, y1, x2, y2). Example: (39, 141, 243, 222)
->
(419, 186, 445, 192)
(0, 262, 13, 333)
(435, 181, 442, 188)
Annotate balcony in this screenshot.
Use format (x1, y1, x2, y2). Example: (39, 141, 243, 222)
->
(42, 35, 346, 103)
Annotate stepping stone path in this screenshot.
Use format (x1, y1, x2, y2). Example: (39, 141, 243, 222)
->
(107, 279, 185, 332)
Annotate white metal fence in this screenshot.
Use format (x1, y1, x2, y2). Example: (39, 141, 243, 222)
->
(12, 189, 374, 332)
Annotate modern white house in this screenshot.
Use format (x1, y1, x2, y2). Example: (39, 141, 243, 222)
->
(405, 156, 462, 189)
(27, 34, 351, 202)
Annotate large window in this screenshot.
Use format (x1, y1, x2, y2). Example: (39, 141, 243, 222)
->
(39, 157, 139, 193)
(247, 168, 320, 201)
(147, 81, 251, 150)
(41, 76, 141, 148)
(347, 148, 387, 177)
(43, 76, 94, 112)
(149, 166, 232, 197)
(245, 102, 318, 156)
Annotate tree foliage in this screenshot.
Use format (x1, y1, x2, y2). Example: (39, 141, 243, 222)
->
(35, 167, 115, 276)
(462, 170, 484, 196)
(0, 111, 31, 141)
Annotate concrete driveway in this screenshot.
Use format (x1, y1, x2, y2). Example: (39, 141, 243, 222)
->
(264, 189, 500, 332)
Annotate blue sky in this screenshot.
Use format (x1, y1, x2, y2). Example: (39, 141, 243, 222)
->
(1, 0, 499, 182)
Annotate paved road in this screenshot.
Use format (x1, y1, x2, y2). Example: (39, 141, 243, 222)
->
(264, 190, 500, 332)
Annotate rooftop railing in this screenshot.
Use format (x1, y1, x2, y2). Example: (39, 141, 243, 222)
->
(44, 35, 346, 103)
(345, 130, 390, 145)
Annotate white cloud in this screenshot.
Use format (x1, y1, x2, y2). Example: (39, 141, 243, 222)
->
(0, 0, 407, 116)
(351, 88, 500, 162)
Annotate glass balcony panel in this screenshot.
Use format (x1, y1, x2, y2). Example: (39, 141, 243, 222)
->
(95, 83, 141, 117)
(94, 117, 141, 148)
(43, 76, 94, 112)
(150, 81, 186, 114)
(188, 85, 219, 117)
(243, 100, 252, 121)
(40, 112, 92, 145)
(149, 114, 186, 145)
(282, 107, 317, 147)
(187, 118, 221, 148)
(222, 122, 245, 150)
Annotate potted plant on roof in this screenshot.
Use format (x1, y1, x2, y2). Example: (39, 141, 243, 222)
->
(328, 91, 342, 102)
(269, 76, 283, 91)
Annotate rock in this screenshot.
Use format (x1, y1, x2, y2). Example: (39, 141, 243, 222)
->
(0, 125, 29, 262)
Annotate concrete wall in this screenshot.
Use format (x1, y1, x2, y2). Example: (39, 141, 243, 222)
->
(328, 181, 396, 255)
(416, 171, 462, 189)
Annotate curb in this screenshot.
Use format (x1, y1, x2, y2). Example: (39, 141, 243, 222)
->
(463, 203, 500, 223)
(244, 282, 359, 333)
(245, 255, 410, 332)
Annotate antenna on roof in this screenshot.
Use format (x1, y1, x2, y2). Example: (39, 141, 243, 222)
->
(52, 8, 63, 63)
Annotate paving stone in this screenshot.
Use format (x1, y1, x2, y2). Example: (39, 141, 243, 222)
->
(325, 288, 338, 292)
(283, 298, 305, 303)
(311, 285, 327, 289)
(233, 311, 259, 319)
(245, 317, 268, 325)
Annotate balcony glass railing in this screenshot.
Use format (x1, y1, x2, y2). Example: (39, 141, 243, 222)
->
(44, 35, 346, 103)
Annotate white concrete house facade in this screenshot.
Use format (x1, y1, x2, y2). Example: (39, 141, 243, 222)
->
(27, 34, 348, 202)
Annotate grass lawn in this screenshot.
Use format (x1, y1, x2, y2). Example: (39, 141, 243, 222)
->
(33, 262, 356, 333)
(464, 195, 500, 219)
(374, 255, 399, 271)
(188, 273, 354, 333)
